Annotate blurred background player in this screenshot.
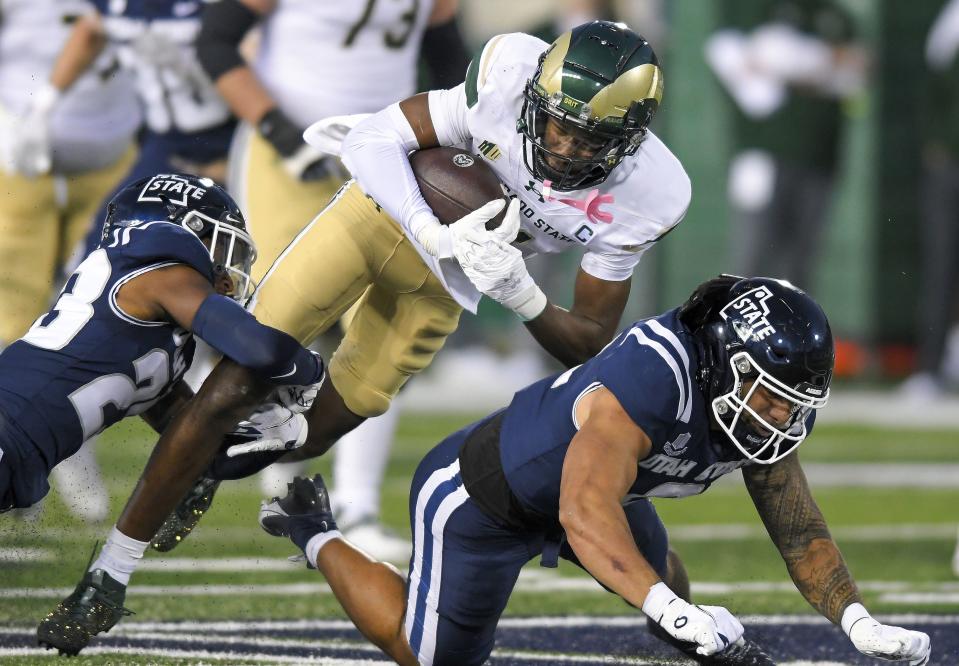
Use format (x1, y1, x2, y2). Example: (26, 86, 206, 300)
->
(900, 0, 959, 401)
(0, 0, 141, 524)
(704, 0, 867, 294)
(45, 0, 237, 259)
(196, 0, 468, 560)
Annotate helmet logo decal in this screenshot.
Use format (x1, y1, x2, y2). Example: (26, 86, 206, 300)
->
(138, 174, 208, 207)
(720, 286, 776, 342)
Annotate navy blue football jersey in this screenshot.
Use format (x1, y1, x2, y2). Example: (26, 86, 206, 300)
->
(91, 0, 231, 134)
(499, 308, 816, 519)
(0, 220, 212, 478)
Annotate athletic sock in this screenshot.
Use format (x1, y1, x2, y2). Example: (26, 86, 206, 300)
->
(91, 526, 149, 586)
(304, 530, 343, 568)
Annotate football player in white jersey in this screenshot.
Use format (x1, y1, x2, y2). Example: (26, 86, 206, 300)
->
(0, 0, 141, 523)
(58, 19, 691, 637)
(194, 0, 468, 559)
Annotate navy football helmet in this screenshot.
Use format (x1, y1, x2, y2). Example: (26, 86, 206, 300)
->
(680, 276, 834, 464)
(102, 174, 257, 300)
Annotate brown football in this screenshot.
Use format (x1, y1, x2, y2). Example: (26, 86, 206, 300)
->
(409, 147, 507, 230)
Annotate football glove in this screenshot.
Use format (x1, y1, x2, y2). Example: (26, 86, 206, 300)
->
(224, 402, 308, 458)
(258, 107, 334, 181)
(642, 582, 745, 657)
(415, 198, 506, 260)
(268, 351, 326, 414)
(842, 603, 931, 665)
(457, 199, 547, 320)
(9, 83, 58, 178)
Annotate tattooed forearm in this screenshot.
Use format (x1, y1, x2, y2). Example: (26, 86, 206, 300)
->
(743, 455, 862, 623)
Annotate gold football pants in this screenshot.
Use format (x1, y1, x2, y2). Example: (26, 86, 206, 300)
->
(250, 181, 462, 418)
(229, 123, 345, 282)
(0, 145, 136, 344)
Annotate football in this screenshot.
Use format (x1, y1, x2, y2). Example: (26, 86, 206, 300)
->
(409, 146, 508, 229)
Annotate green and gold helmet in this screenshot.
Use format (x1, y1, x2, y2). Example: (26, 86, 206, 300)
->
(519, 21, 663, 191)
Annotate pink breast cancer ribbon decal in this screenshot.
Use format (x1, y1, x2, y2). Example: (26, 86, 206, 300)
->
(542, 180, 615, 224)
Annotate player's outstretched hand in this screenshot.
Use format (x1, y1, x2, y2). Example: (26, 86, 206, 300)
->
(642, 582, 745, 656)
(224, 403, 308, 458)
(843, 604, 930, 665)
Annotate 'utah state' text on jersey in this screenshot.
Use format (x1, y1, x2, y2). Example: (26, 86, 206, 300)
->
(498, 309, 817, 524)
(0, 221, 212, 498)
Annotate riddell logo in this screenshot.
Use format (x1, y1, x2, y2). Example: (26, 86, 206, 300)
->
(720, 286, 776, 342)
(138, 174, 208, 207)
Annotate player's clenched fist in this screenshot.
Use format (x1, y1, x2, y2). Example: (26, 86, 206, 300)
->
(642, 582, 745, 656)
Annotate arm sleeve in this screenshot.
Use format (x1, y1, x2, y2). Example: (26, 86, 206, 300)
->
(339, 89, 472, 253)
(191, 294, 325, 386)
(196, 0, 259, 82)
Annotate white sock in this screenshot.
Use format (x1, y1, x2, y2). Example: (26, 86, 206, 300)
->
(330, 405, 400, 524)
(91, 526, 149, 586)
(305, 530, 343, 569)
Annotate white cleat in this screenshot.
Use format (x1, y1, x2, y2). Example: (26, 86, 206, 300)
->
(341, 515, 412, 563)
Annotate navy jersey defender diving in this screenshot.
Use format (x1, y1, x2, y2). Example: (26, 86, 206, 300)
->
(0, 174, 324, 512)
(393, 276, 833, 664)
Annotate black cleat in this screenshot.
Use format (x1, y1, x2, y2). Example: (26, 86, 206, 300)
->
(37, 564, 133, 656)
(259, 474, 337, 547)
(150, 475, 220, 552)
(648, 616, 776, 665)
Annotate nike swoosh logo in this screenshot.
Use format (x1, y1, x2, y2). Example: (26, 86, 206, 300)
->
(271, 363, 297, 380)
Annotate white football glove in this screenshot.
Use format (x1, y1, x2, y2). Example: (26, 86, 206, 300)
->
(842, 603, 931, 665)
(457, 199, 547, 320)
(415, 198, 506, 259)
(225, 403, 308, 458)
(9, 83, 59, 178)
(642, 582, 745, 656)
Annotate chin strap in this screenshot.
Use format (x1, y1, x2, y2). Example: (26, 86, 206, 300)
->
(541, 180, 615, 224)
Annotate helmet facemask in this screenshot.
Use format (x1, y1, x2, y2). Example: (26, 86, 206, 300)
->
(181, 209, 257, 302)
(519, 85, 646, 192)
(712, 351, 829, 464)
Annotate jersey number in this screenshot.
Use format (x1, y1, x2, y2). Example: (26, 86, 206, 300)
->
(23, 250, 111, 351)
(69, 349, 171, 440)
(343, 0, 419, 49)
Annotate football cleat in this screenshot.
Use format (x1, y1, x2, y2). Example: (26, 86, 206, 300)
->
(259, 474, 337, 547)
(648, 616, 776, 665)
(150, 475, 220, 552)
(37, 562, 133, 656)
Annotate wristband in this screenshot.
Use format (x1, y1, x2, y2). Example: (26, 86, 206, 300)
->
(840, 602, 871, 636)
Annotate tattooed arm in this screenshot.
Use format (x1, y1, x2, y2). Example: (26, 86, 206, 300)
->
(742, 452, 860, 623)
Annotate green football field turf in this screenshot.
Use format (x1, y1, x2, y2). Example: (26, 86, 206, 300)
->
(2, 413, 957, 638)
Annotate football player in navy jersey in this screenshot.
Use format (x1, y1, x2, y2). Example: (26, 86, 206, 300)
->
(259, 276, 931, 666)
(0, 174, 326, 655)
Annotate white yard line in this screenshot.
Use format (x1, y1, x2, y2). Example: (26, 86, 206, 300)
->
(3, 575, 958, 600)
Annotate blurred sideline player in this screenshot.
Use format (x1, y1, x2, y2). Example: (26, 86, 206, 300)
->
(1, 174, 327, 655)
(195, 0, 469, 559)
(43, 0, 238, 261)
(0, 0, 141, 523)
(262, 277, 931, 666)
(56, 24, 694, 651)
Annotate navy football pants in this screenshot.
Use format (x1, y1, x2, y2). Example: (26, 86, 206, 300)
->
(403, 422, 669, 665)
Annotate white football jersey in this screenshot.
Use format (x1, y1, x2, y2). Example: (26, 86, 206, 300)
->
(255, 0, 436, 130)
(420, 32, 691, 311)
(0, 0, 141, 173)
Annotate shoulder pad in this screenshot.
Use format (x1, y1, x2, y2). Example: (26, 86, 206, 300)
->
(105, 221, 214, 283)
(465, 33, 548, 108)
